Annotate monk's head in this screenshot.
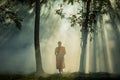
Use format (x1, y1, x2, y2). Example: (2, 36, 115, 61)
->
(58, 41, 62, 47)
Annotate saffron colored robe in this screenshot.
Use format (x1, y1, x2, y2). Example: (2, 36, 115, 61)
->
(55, 46, 66, 69)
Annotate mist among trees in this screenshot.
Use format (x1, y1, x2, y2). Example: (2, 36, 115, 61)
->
(0, 0, 120, 79)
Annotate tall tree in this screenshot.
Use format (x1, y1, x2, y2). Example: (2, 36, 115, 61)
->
(34, 0, 44, 74)
(0, 0, 44, 74)
(60, 0, 92, 72)
(79, 0, 91, 72)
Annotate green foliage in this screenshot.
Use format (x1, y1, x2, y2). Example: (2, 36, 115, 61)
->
(0, 0, 49, 30)
(115, 0, 120, 10)
(55, 4, 65, 19)
(81, 0, 88, 2)
(17, 0, 35, 5)
(63, 0, 67, 2)
(69, 15, 78, 27)
(63, 0, 81, 5)
(55, 9, 64, 18)
(68, 0, 74, 5)
(55, 0, 115, 35)
(0, 5, 23, 30)
(63, 0, 73, 5)
(0, 0, 58, 30)
(14, 19, 22, 30)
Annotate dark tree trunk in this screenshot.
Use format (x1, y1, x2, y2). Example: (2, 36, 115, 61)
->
(79, 0, 91, 72)
(34, 0, 44, 74)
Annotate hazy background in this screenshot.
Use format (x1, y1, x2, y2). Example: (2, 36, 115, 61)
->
(0, 0, 120, 74)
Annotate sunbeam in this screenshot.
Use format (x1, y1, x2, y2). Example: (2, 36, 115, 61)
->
(0, 0, 120, 75)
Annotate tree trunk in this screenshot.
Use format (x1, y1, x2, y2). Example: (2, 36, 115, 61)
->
(79, 0, 91, 72)
(34, 0, 44, 74)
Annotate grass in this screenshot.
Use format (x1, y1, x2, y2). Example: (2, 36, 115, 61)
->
(0, 72, 120, 80)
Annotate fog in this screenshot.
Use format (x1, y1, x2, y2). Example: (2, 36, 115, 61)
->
(0, 0, 120, 74)
(40, 1, 81, 73)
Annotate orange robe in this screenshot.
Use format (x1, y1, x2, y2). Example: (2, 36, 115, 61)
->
(55, 46, 66, 69)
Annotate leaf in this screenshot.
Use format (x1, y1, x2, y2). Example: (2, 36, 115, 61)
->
(14, 20, 22, 30)
(63, 0, 67, 2)
(71, 23, 74, 27)
(68, 0, 74, 5)
(0, 5, 23, 30)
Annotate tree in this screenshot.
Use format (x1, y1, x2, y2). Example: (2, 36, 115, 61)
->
(56, 0, 92, 72)
(0, 0, 56, 74)
(0, 0, 23, 30)
(56, 0, 120, 73)
(79, 0, 91, 72)
(1, 0, 120, 74)
(0, 0, 45, 74)
(34, 0, 44, 74)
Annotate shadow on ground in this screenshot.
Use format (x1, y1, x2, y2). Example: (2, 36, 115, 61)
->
(0, 72, 120, 80)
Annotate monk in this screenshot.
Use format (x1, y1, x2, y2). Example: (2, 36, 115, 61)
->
(55, 41, 66, 73)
